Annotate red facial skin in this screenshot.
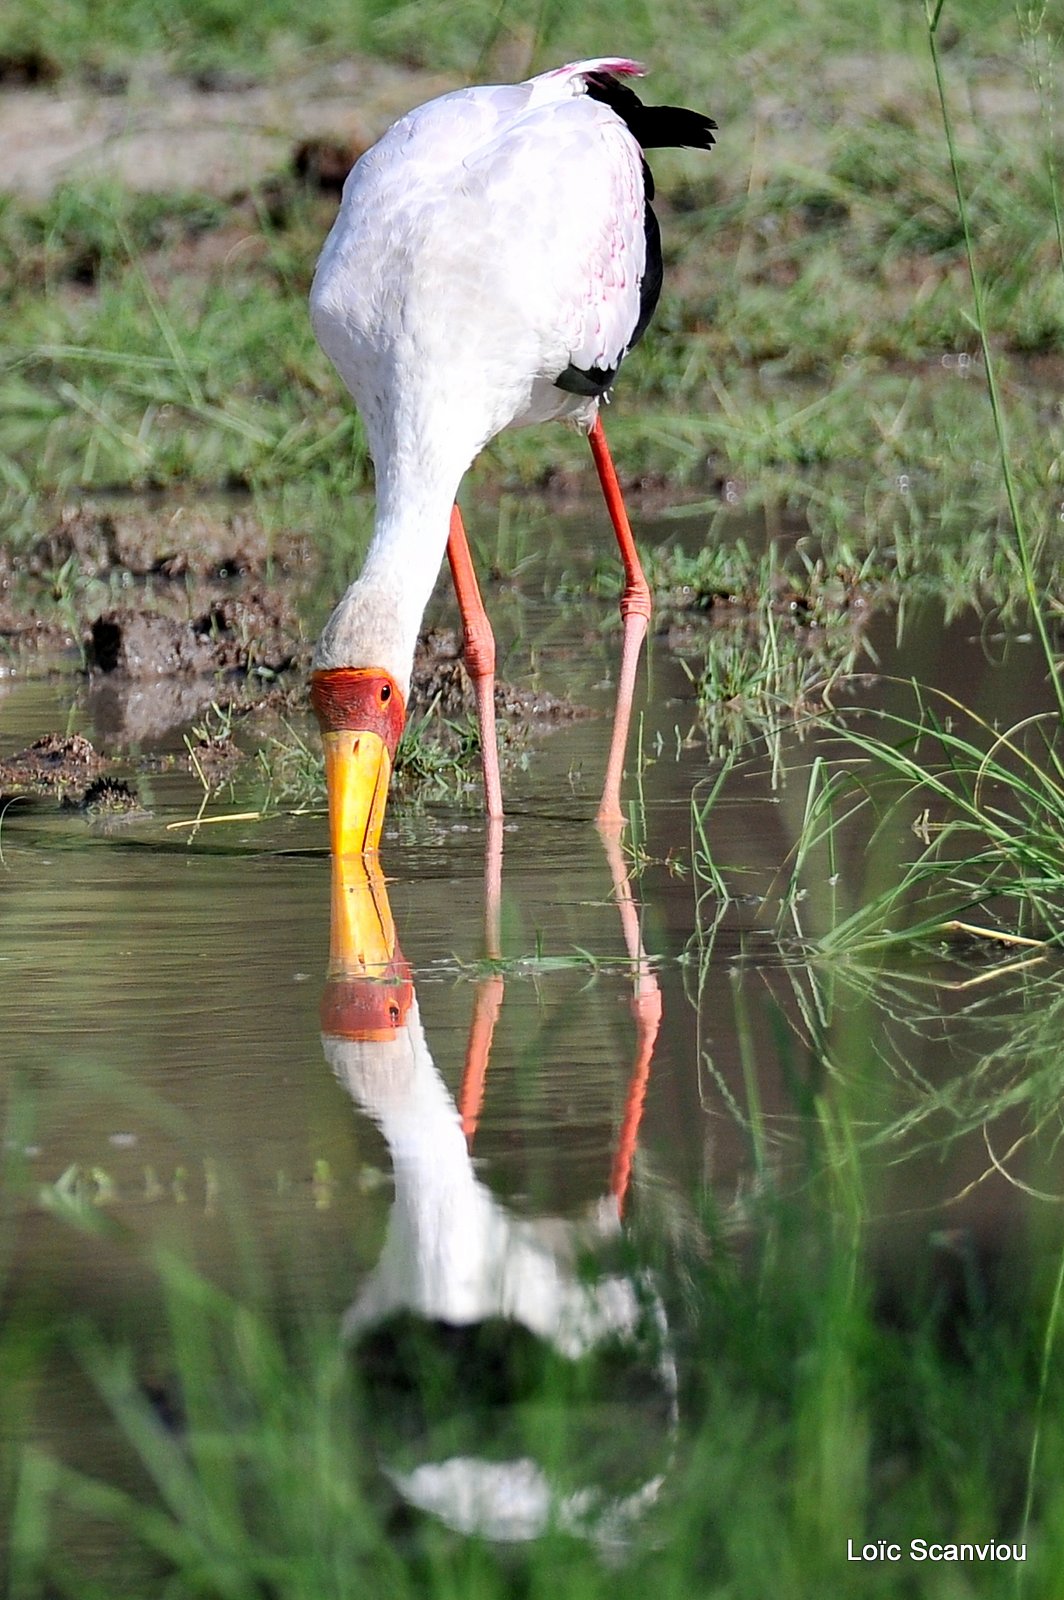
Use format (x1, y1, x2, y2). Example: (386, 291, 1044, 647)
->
(322, 850, 412, 1037)
(320, 965, 415, 1041)
(310, 667, 407, 856)
(309, 667, 406, 753)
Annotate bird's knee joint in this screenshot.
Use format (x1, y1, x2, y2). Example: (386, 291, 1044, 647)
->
(620, 582, 652, 624)
(463, 633, 496, 680)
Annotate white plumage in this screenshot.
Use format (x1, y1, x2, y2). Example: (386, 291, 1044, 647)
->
(311, 57, 645, 439)
(308, 59, 715, 845)
(311, 59, 648, 686)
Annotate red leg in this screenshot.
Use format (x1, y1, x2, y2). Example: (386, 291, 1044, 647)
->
(610, 1014, 658, 1216)
(457, 819, 505, 1148)
(483, 814, 503, 962)
(587, 416, 652, 829)
(457, 973, 504, 1148)
(447, 505, 504, 820)
(601, 830, 662, 1216)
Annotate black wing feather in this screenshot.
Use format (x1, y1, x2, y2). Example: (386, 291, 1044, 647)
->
(584, 72, 717, 153)
(554, 73, 714, 401)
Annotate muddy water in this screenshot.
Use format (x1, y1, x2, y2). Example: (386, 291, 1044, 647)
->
(1, 510, 1060, 1565)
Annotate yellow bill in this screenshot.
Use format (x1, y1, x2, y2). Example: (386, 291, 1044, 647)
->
(321, 728, 391, 858)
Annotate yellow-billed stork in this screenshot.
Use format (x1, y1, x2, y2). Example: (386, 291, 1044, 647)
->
(308, 58, 715, 854)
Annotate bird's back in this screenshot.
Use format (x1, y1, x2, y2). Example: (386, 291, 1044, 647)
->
(310, 63, 649, 464)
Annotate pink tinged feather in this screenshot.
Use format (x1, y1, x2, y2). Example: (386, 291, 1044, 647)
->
(539, 58, 646, 83)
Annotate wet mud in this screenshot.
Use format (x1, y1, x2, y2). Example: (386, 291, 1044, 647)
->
(0, 485, 898, 812)
(2, 502, 314, 740)
(0, 733, 146, 824)
(0, 731, 105, 792)
(409, 629, 590, 727)
(0, 497, 597, 809)
(23, 502, 306, 582)
(85, 595, 299, 680)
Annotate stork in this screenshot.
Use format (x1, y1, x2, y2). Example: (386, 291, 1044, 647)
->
(308, 58, 715, 854)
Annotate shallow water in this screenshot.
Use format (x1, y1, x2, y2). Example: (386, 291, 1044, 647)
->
(2, 508, 1062, 1580)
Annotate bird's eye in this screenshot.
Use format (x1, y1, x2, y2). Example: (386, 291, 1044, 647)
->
(380, 683, 391, 703)
(389, 1002, 400, 1022)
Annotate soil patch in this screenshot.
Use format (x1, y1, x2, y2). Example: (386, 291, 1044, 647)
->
(0, 60, 451, 201)
(86, 592, 300, 679)
(409, 629, 590, 730)
(0, 736, 156, 822)
(17, 502, 311, 582)
(0, 732, 107, 796)
(3, 500, 312, 724)
(2, 490, 593, 799)
(3, 498, 589, 747)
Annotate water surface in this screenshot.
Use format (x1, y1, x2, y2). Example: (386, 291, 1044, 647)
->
(1, 506, 1060, 1586)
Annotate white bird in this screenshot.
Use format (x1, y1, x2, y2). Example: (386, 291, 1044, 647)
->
(321, 853, 677, 1548)
(308, 58, 715, 854)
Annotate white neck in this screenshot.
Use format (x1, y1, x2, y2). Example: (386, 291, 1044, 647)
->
(327, 1013, 642, 1354)
(313, 405, 481, 692)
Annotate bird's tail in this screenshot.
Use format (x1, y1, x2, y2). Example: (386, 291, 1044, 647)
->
(584, 71, 717, 152)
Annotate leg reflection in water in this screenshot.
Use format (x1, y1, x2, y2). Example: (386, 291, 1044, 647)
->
(319, 837, 675, 1550)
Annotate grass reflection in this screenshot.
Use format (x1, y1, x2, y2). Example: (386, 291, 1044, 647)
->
(6, 1111, 1063, 1596)
(7, 875, 1064, 1595)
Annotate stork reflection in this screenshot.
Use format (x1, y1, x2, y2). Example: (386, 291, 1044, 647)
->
(320, 838, 675, 1548)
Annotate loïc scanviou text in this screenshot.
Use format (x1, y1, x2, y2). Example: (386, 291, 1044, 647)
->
(847, 1540, 1026, 1563)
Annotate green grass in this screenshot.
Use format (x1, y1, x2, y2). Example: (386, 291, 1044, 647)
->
(1, 0, 1062, 590)
(3, 183, 1061, 532)
(0, 185, 345, 507)
(673, 0, 1064, 953)
(676, 601, 866, 764)
(0, 0, 1008, 82)
(5, 1075, 1064, 1599)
